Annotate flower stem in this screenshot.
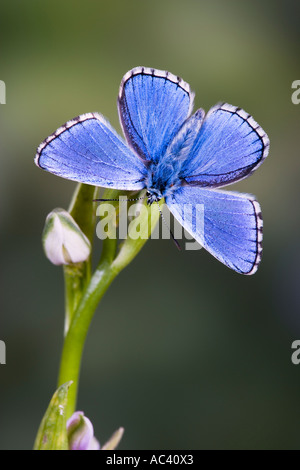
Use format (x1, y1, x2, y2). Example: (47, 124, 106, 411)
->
(57, 260, 118, 418)
(63, 183, 99, 332)
(57, 190, 161, 418)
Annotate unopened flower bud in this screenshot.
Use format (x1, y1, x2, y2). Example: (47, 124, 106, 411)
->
(42, 208, 91, 265)
(67, 411, 100, 450)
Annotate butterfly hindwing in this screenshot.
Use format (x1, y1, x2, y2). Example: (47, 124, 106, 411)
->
(166, 186, 263, 275)
(178, 103, 269, 188)
(118, 67, 194, 163)
(35, 113, 147, 190)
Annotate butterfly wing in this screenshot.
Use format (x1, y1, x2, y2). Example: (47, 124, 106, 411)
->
(178, 103, 269, 187)
(166, 186, 263, 275)
(118, 67, 194, 163)
(35, 113, 147, 190)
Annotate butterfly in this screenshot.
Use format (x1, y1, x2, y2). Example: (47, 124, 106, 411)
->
(35, 66, 269, 275)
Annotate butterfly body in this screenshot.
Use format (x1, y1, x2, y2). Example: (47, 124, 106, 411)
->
(145, 108, 207, 203)
(146, 155, 184, 204)
(35, 66, 269, 274)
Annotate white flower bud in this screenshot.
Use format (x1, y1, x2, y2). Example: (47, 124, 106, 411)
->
(42, 208, 91, 265)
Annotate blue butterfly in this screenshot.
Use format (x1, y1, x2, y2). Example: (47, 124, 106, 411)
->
(35, 66, 269, 274)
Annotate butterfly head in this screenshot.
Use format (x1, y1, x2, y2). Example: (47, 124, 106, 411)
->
(146, 176, 178, 205)
(146, 189, 162, 205)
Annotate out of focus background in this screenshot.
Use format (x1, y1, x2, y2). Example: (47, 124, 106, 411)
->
(0, 0, 300, 450)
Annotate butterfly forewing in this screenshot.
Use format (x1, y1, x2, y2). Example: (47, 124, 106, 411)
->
(180, 103, 269, 188)
(118, 67, 194, 163)
(35, 113, 147, 190)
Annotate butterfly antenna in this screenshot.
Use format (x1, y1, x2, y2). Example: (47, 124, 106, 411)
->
(156, 202, 181, 251)
(93, 196, 147, 202)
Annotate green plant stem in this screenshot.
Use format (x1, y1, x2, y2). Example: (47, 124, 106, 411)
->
(57, 193, 161, 418)
(63, 183, 99, 333)
(58, 260, 118, 419)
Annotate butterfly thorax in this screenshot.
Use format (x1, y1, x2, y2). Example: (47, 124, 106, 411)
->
(146, 160, 183, 205)
(146, 109, 206, 205)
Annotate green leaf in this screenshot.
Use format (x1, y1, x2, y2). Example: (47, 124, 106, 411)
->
(33, 381, 73, 450)
(101, 427, 124, 450)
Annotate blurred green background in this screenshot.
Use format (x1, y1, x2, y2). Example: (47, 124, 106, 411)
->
(0, 0, 300, 450)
